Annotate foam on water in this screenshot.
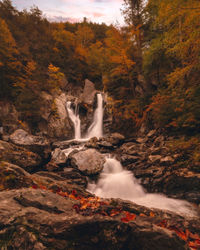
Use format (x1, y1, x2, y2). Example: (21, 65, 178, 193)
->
(87, 157, 197, 217)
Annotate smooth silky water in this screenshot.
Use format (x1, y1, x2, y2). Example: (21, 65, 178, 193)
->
(66, 93, 197, 217)
(87, 157, 197, 217)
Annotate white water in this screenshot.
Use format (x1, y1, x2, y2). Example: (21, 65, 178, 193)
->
(87, 93, 104, 139)
(87, 157, 197, 217)
(66, 101, 81, 140)
(66, 93, 104, 140)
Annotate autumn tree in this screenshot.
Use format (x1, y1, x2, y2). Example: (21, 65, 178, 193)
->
(0, 18, 21, 98)
(145, 0, 200, 132)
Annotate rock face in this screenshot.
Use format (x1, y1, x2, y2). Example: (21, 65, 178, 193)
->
(70, 149, 105, 175)
(0, 162, 34, 190)
(9, 129, 50, 159)
(0, 101, 19, 134)
(0, 140, 41, 171)
(81, 79, 97, 105)
(48, 93, 72, 138)
(0, 188, 195, 250)
(117, 131, 200, 204)
(39, 92, 73, 139)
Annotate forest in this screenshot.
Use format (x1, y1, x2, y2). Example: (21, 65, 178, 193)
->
(0, 0, 200, 249)
(0, 0, 200, 134)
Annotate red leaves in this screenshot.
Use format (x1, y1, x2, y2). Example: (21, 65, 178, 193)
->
(121, 211, 136, 223)
(30, 184, 200, 250)
(157, 220, 200, 249)
(110, 209, 121, 217)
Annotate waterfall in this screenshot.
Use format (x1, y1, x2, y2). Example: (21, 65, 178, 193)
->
(66, 101, 81, 139)
(87, 157, 196, 216)
(87, 93, 104, 139)
(66, 93, 104, 140)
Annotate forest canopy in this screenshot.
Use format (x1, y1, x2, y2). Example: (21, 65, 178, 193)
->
(0, 0, 200, 135)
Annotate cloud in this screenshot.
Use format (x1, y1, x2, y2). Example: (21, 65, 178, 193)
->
(12, 0, 124, 25)
(83, 11, 105, 18)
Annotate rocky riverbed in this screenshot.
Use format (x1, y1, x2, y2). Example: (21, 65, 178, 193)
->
(0, 129, 200, 249)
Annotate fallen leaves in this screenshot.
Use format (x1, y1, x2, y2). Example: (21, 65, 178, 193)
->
(30, 185, 200, 250)
(157, 220, 200, 250)
(121, 211, 136, 223)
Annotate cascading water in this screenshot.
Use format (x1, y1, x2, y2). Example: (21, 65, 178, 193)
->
(87, 93, 104, 139)
(66, 101, 81, 140)
(87, 157, 197, 216)
(66, 93, 104, 140)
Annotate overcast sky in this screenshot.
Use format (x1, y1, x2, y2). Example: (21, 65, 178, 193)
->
(12, 0, 124, 25)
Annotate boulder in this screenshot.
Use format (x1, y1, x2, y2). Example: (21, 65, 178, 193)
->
(32, 169, 87, 193)
(101, 133, 125, 146)
(0, 161, 34, 190)
(70, 149, 105, 175)
(81, 79, 97, 105)
(0, 101, 19, 134)
(9, 129, 50, 158)
(0, 188, 197, 249)
(0, 140, 41, 171)
(51, 148, 68, 165)
(38, 92, 74, 139)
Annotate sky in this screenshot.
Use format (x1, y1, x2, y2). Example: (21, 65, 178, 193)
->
(12, 0, 125, 25)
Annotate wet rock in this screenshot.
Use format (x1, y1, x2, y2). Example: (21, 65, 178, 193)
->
(0, 161, 34, 190)
(101, 133, 125, 147)
(51, 148, 68, 165)
(70, 149, 105, 175)
(52, 139, 85, 149)
(0, 140, 41, 171)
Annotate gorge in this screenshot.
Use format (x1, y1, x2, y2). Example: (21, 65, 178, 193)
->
(0, 81, 200, 249)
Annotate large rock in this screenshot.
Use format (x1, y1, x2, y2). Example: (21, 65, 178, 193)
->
(0, 188, 195, 250)
(0, 140, 41, 171)
(38, 92, 74, 139)
(81, 79, 97, 105)
(9, 129, 50, 158)
(0, 161, 34, 190)
(51, 148, 68, 165)
(0, 101, 19, 134)
(70, 149, 105, 175)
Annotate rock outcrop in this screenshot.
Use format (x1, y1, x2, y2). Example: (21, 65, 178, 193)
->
(0, 140, 41, 171)
(9, 129, 50, 159)
(0, 188, 197, 250)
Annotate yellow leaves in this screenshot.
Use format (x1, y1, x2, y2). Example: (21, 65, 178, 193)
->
(75, 45, 88, 59)
(167, 65, 193, 86)
(48, 63, 60, 74)
(75, 25, 94, 47)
